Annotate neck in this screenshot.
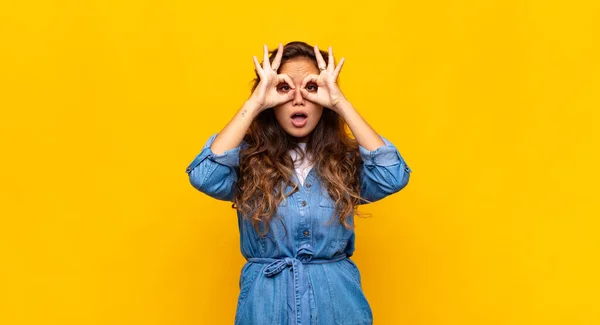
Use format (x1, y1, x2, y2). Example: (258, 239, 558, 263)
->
(296, 135, 309, 143)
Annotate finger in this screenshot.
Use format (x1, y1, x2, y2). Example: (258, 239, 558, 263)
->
(263, 44, 271, 70)
(300, 88, 317, 103)
(301, 74, 319, 89)
(272, 43, 283, 71)
(279, 74, 296, 89)
(333, 57, 345, 78)
(273, 89, 296, 106)
(314, 45, 327, 70)
(284, 88, 297, 101)
(253, 56, 264, 76)
(328, 46, 335, 72)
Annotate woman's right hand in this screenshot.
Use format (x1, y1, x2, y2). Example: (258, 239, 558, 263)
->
(248, 44, 297, 111)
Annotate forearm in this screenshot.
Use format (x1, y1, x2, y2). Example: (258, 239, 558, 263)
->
(336, 99, 385, 151)
(210, 100, 262, 155)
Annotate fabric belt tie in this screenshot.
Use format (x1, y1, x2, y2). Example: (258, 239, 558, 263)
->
(247, 243, 347, 325)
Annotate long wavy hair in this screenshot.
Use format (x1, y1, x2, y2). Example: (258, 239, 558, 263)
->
(232, 41, 372, 237)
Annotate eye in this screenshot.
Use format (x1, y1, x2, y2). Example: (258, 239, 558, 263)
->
(277, 84, 291, 92)
(305, 83, 318, 92)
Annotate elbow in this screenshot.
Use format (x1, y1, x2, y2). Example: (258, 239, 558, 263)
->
(188, 166, 208, 193)
(391, 166, 411, 193)
(187, 165, 235, 202)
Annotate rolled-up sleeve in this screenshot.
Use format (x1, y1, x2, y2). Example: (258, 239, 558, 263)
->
(358, 135, 412, 204)
(185, 133, 244, 202)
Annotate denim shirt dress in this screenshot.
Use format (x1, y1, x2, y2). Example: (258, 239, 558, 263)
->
(186, 133, 412, 325)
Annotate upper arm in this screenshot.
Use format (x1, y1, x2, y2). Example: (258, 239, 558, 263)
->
(358, 134, 412, 205)
(185, 133, 245, 202)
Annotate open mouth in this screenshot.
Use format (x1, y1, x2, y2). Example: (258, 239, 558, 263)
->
(290, 111, 308, 127)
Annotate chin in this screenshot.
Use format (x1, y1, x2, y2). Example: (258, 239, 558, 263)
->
(286, 128, 313, 139)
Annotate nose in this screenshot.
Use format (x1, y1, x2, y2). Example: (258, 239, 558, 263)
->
(292, 86, 304, 106)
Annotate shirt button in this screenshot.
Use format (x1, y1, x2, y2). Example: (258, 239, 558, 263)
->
(306, 183, 311, 188)
(303, 230, 309, 237)
(301, 201, 307, 206)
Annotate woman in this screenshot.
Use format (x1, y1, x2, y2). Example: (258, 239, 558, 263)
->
(185, 41, 412, 325)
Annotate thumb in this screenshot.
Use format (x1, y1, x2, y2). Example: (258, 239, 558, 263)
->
(300, 88, 317, 102)
(282, 88, 297, 102)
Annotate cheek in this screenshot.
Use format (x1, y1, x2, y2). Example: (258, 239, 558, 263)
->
(273, 107, 289, 125)
(311, 106, 324, 121)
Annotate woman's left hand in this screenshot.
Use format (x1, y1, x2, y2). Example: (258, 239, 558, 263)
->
(300, 45, 347, 112)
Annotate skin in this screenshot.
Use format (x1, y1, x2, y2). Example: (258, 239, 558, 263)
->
(210, 43, 385, 155)
(273, 57, 323, 143)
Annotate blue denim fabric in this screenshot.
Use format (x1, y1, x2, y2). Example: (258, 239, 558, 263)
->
(186, 133, 411, 325)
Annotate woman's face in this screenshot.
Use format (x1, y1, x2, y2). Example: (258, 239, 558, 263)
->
(273, 57, 323, 143)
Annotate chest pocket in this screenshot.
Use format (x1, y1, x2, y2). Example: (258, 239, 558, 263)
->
(277, 181, 300, 208)
(319, 197, 335, 208)
(278, 198, 288, 207)
(318, 189, 336, 208)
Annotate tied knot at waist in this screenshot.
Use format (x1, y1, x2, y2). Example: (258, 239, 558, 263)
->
(246, 243, 347, 277)
(244, 243, 349, 325)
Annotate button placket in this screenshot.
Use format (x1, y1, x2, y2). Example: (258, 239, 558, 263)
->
(298, 172, 314, 245)
(296, 195, 312, 243)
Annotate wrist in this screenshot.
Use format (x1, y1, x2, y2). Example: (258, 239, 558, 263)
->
(242, 99, 263, 118)
(333, 98, 352, 117)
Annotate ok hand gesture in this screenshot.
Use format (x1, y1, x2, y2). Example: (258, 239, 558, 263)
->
(249, 44, 297, 111)
(300, 45, 347, 112)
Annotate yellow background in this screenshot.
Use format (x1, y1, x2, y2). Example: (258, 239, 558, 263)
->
(1, 0, 599, 324)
